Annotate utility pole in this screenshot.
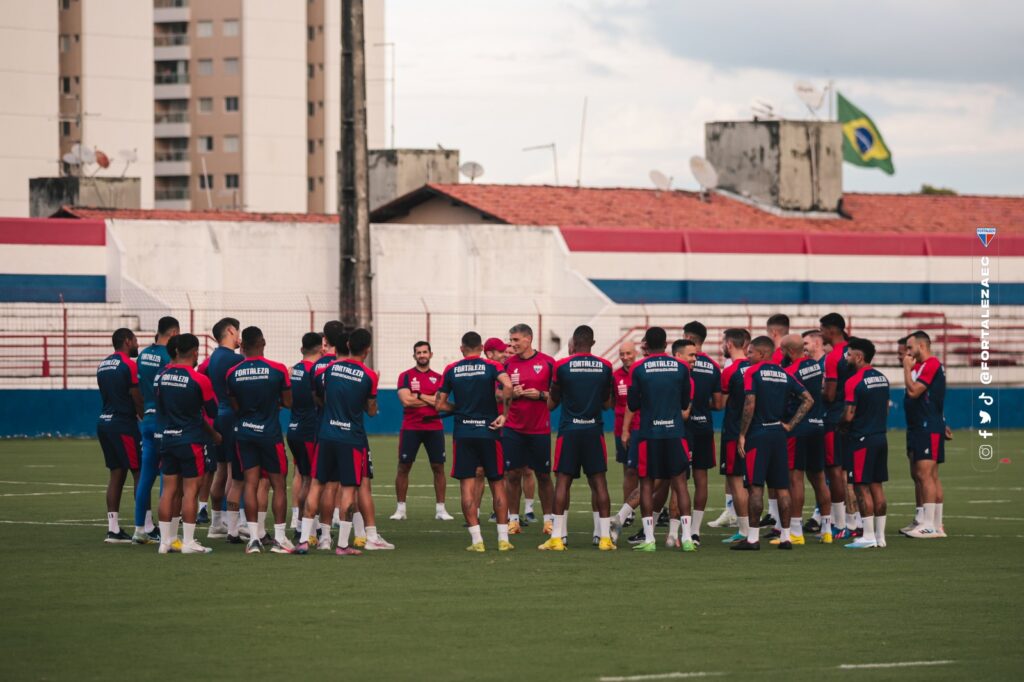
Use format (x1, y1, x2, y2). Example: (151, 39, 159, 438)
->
(339, 0, 373, 329)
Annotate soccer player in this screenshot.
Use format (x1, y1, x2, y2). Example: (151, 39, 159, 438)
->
(623, 327, 694, 552)
(297, 328, 379, 556)
(716, 328, 751, 543)
(682, 321, 722, 545)
(733, 336, 813, 551)
(286, 332, 323, 535)
(156, 333, 220, 554)
(478, 337, 509, 518)
(820, 312, 855, 540)
(841, 337, 890, 549)
(903, 330, 947, 539)
(435, 331, 514, 552)
(226, 326, 293, 554)
(133, 316, 179, 543)
(767, 314, 790, 366)
(502, 323, 556, 535)
(778, 334, 830, 545)
(799, 329, 832, 536)
(540, 325, 615, 551)
(96, 328, 143, 543)
(612, 341, 639, 526)
(392, 341, 453, 521)
(199, 317, 244, 541)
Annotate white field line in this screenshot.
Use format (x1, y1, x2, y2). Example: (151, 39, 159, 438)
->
(968, 499, 1011, 504)
(0, 490, 101, 497)
(0, 479, 105, 487)
(0, 519, 106, 527)
(837, 660, 954, 670)
(599, 673, 726, 681)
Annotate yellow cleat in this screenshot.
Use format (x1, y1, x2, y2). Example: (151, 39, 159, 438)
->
(466, 542, 486, 553)
(820, 532, 833, 544)
(538, 537, 566, 551)
(542, 520, 553, 535)
(770, 535, 805, 546)
(170, 538, 183, 552)
(498, 540, 515, 552)
(508, 521, 521, 535)
(353, 536, 367, 548)
(598, 537, 617, 551)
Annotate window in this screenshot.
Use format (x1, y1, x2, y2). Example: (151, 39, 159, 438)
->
(226, 174, 239, 189)
(307, 177, 314, 192)
(223, 58, 238, 75)
(198, 174, 214, 189)
(198, 97, 213, 113)
(307, 101, 314, 117)
(223, 135, 239, 153)
(225, 96, 239, 112)
(60, 77, 70, 94)
(223, 19, 239, 37)
(318, 100, 323, 109)
(61, 121, 70, 136)
(59, 34, 70, 52)
(197, 59, 213, 76)
(196, 21, 213, 38)
(307, 26, 315, 41)
(307, 140, 315, 154)
(307, 63, 314, 79)
(197, 136, 213, 152)
(61, 0, 70, 10)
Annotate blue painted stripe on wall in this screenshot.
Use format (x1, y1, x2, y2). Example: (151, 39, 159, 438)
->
(0, 274, 106, 303)
(1, 388, 1021, 437)
(590, 279, 1024, 305)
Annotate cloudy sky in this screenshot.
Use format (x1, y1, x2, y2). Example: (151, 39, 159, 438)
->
(388, 0, 1023, 195)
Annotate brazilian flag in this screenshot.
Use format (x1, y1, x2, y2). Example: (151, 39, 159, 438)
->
(837, 92, 894, 174)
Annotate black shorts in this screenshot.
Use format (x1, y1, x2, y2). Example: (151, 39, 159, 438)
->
(237, 439, 288, 476)
(160, 442, 206, 479)
(688, 429, 716, 470)
(824, 423, 844, 468)
(789, 431, 825, 473)
(97, 427, 141, 471)
(451, 437, 504, 481)
(847, 433, 889, 484)
(636, 437, 690, 480)
(745, 430, 788, 489)
(212, 412, 236, 464)
(554, 429, 608, 478)
(908, 430, 945, 464)
(287, 437, 315, 476)
(502, 430, 551, 473)
(718, 437, 744, 477)
(315, 440, 368, 486)
(614, 435, 628, 464)
(399, 429, 446, 464)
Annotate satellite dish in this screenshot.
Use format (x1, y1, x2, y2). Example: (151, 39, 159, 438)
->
(118, 149, 138, 163)
(460, 161, 484, 182)
(649, 169, 672, 191)
(794, 80, 825, 111)
(80, 147, 96, 164)
(94, 149, 110, 169)
(689, 156, 719, 191)
(62, 152, 81, 166)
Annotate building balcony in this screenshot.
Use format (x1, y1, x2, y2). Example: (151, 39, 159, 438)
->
(154, 197, 191, 210)
(154, 0, 188, 24)
(154, 151, 190, 176)
(154, 75, 190, 100)
(154, 112, 190, 138)
(154, 44, 189, 62)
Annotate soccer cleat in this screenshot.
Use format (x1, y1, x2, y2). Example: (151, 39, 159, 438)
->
(627, 530, 645, 545)
(623, 511, 636, 527)
(104, 530, 132, 544)
(132, 530, 157, 545)
(245, 539, 262, 554)
(196, 507, 210, 525)
(666, 535, 680, 549)
(758, 514, 776, 528)
(542, 520, 554, 535)
(237, 524, 251, 539)
(844, 538, 878, 549)
(851, 528, 864, 539)
(632, 541, 656, 552)
(770, 535, 805, 546)
(206, 523, 228, 539)
(776, 540, 793, 550)
(598, 537, 616, 551)
(520, 515, 530, 528)
(170, 538, 183, 552)
(766, 528, 781, 539)
(269, 538, 295, 554)
(317, 535, 333, 551)
(389, 509, 407, 521)
(259, 534, 272, 546)
(592, 535, 600, 547)
(498, 540, 515, 552)
(722, 532, 746, 544)
(729, 540, 760, 551)
(681, 540, 697, 552)
(466, 542, 486, 552)
(708, 509, 738, 528)
(656, 509, 670, 527)
(435, 509, 455, 521)
(691, 534, 701, 547)
(158, 543, 172, 555)
(803, 518, 821, 534)
(364, 536, 395, 551)
(820, 532, 833, 544)
(146, 527, 161, 542)
(182, 540, 213, 554)
(906, 527, 940, 539)
(293, 541, 310, 555)
(934, 526, 947, 538)
(609, 518, 622, 543)
(335, 546, 362, 556)
(525, 511, 537, 524)
(225, 534, 243, 545)
(488, 512, 497, 523)
(291, 528, 302, 544)
(508, 520, 522, 535)
(833, 528, 852, 540)
(878, 538, 887, 548)
(538, 537, 565, 551)
(899, 522, 918, 536)
(353, 536, 367, 548)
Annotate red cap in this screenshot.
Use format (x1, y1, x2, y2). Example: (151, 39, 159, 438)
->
(484, 337, 506, 352)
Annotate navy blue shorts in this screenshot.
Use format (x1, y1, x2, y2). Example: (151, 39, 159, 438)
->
(160, 442, 206, 479)
(315, 440, 368, 486)
(451, 437, 504, 481)
(212, 412, 236, 464)
(237, 439, 287, 476)
(745, 429, 788, 489)
(789, 430, 825, 473)
(907, 430, 945, 464)
(287, 438, 315, 477)
(636, 437, 690, 480)
(688, 429, 716, 470)
(97, 427, 141, 471)
(502, 430, 551, 473)
(847, 433, 889, 484)
(554, 429, 608, 478)
(718, 437, 744, 477)
(399, 429, 446, 464)
(614, 435, 629, 464)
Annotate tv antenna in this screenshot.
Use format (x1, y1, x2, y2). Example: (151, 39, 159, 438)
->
(459, 161, 485, 183)
(523, 143, 559, 185)
(751, 99, 778, 120)
(689, 156, 718, 202)
(649, 169, 672, 192)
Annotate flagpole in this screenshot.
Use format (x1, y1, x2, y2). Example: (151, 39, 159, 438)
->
(828, 79, 835, 120)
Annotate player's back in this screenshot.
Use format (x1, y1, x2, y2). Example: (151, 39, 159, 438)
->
(137, 343, 169, 418)
(96, 351, 138, 430)
(317, 359, 378, 444)
(720, 359, 750, 441)
(846, 366, 890, 438)
(823, 341, 855, 424)
(745, 361, 803, 430)
(441, 355, 504, 439)
(689, 352, 721, 433)
(227, 357, 290, 441)
(288, 359, 318, 438)
(786, 357, 824, 433)
(627, 353, 690, 439)
(157, 365, 216, 445)
(554, 353, 613, 431)
(199, 346, 243, 411)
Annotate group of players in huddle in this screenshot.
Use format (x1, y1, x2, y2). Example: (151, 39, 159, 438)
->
(93, 310, 948, 555)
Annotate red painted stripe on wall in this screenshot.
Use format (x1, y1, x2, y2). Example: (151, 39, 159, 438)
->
(0, 218, 106, 246)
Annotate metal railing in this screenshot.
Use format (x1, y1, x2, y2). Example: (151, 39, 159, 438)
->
(154, 188, 189, 200)
(154, 151, 188, 162)
(154, 0, 188, 8)
(155, 112, 189, 124)
(154, 34, 189, 47)
(155, 73, 190, 85)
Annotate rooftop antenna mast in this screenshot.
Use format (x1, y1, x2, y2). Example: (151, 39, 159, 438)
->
(523, 143, 558, 185)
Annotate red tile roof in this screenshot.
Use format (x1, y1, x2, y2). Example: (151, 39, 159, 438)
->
(56, 206, 339, 223)
(374, 184, 1024, 234)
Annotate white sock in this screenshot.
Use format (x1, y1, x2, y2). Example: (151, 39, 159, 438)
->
(876, 515, 887, 544)
(366, 525, 379, 541)
(170, 516, 180, 539)
(468, 524, 483, 545)
(811, 505, 821, 523)
(725, 493, 734, 512)
(158, 521, 171, 547)
(861, 515, 876, 542)
(692, 509, 704, 536)
(300, 517, 314, 543)
(935, 503, 944, 528)
(144, 510, 155, 533)
(821, 516, 832, 535)
(135, 525, 146, 536)
(257, 511, 267, 534)
(592, 511, 600, 536)
(396, 501, 407, 514)
(543, 513, 554, 525)
(561, 512, 569, 540)
(738, 516, 750, 535)
(338, 520, 353, 548)
(922, 502, 937, 530)
(681, 515, 692, 542)
(668, 518, 681, 540)
(524, 498, 534, 514)
(227, 510, 240, 536)
(791, 518, 803, 538)
(510, 513, 520, 524)
(107, 511, 119, 533)
(319, 522, 332, 543)
(642, 516, 655, 544)
(332, 507, 341, 526)
(599, 517, 611, 539)
(768, 499, 781, 529)
(353, 512, 366, 538)
(274, 523, 286, 543)
(497, 523, 509, 542)
(854, 511, 863, 529)
(435, 502, 446, 514)
(914, 506, 924, 525)
(183, 522, 196, 545)
(551, 513, 564, 539)
(833, 504, 846, 530)
(211, 509, 223, 527)
(617, 503, 633, 524)
(746, 521, 760, 544)
(290, 507, 300, 526)
(247, 521, 260, 540)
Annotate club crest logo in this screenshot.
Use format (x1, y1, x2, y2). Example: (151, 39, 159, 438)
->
(533, 364, 543, 374)
(977, 227, 996, 247)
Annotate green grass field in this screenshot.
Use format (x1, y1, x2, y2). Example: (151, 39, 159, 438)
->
(1, 432, 1022, 681)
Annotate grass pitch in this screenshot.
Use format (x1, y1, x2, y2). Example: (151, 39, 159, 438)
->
(1, 432, 1022, 681)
